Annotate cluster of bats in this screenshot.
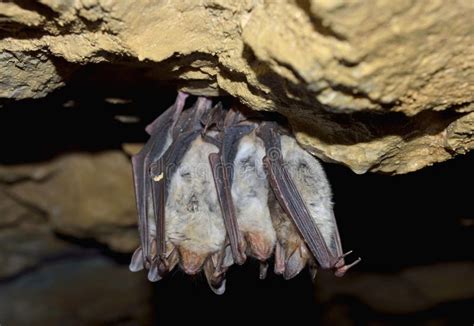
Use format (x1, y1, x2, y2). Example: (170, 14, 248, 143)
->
(129, 92, 360, 294)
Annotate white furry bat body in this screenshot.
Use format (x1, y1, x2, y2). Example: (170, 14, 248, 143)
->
(129, 94, 360, 293)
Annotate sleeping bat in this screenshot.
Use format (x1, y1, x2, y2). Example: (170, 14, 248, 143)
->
(256, 122, 361, 277)
(129, 94, 360, 293)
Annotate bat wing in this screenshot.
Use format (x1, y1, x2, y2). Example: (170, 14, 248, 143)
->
(203, 243, 232, 295)
(131, 95, 213, 276)
(147, 98, 212, 277)
(257, 122, 360, 275)
(145, 92, 188, 135)
(209, 123, 255, 265)
(130, 95, 188, 272)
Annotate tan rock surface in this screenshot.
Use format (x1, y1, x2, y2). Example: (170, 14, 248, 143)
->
(1, 0, 473, 173)
(0, 189, 79, 279)
(0, 256, 152, 326)
(1, 151, 138, 252)
(315, 262, 474, 314)
(0, 223, 77, 279)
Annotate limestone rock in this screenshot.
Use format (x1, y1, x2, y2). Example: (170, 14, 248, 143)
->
(315, 262, 474, 314)
(1, 0, 473, 173)
(0, 224, 77, 279)
(0, 190, 79, 279)
(0, 256, 152, 326)
(0, 189, 33, 228)
(0, 185, 151, 324)
(1, 151, 138, 252)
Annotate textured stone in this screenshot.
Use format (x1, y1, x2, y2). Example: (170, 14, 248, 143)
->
(0, 256, 152, 326)
(0, 190, 78, 279)
(0, 0, 473, 173)
(0, 224, 76, 279)
(2, 151, 138, 252)
(0, 51, 69, 99)
(315, 262, 474, 314)
(0, 189, 31, 228)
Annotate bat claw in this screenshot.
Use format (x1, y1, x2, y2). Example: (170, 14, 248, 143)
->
(334, 251, 361, 277)
(155, 247, 179, 276)
(234, 251, 247, 266)
(338, 250, 353, 260)
(157, 259, 169, 276)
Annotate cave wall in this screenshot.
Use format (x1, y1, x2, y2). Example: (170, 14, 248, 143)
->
(1, 0, 473, 174)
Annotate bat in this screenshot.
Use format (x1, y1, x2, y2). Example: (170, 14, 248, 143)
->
(227, 123, 276, 271)
(129, 94, 360, 293)
(129, 92, 188, 275)
(129, 94, 213, 281)
(256, 122, 361, 277)
(208, 108, 254, 265)
(208, 108, 277, 269)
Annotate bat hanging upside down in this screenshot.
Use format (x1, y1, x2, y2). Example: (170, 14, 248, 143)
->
(129, 92, 361, 294)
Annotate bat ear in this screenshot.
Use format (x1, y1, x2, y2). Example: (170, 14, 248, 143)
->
(309, 264, 318, 281)
(147, 263, 162, 282)
(208, 278, 226, 295)
(284, 247, 307, 280)
(204, 253, 227, 295)
(259, 262, 269, 280)
(129, 247, 144, 272)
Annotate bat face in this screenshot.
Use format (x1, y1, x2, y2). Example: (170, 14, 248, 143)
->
(129, 94, 360, 294)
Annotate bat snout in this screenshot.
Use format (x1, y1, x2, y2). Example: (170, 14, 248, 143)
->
(179, 247, 207, 275)
(245, 231, 275, 261)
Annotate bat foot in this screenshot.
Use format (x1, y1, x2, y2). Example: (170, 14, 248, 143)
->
(334, 251, 361, 277)
(157, 259, 169, 276)
(233, 249, 247, 266)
